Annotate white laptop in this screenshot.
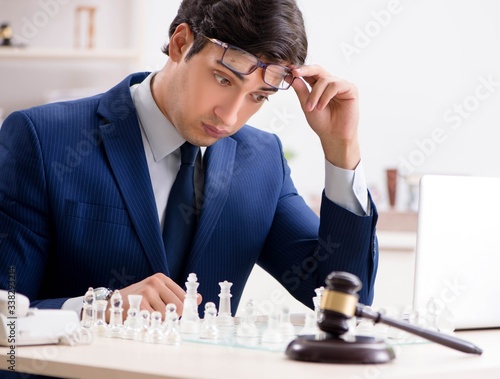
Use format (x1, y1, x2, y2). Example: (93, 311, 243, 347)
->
(413, 174, 500, 330)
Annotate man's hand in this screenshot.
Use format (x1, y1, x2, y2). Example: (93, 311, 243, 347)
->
(292, 65, 361, 170)
(107, 273, 202, 321)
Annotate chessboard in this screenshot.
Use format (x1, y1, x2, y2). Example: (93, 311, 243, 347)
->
(79, 273, 323, 352)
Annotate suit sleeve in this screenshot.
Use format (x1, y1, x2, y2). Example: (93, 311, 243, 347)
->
(258, 135, 378, 308)
(0, 111, 68, 309)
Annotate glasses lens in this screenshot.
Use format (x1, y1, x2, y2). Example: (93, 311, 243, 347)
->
(222, 44, 293, 90)
(264, 65, 293, 90)
(223, 46, 259, 74)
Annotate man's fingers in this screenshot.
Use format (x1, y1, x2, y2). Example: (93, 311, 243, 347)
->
(292, 67, 357, 112)
(120, 273, 187, 318)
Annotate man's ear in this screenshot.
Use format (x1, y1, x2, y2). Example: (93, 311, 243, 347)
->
(168, 23, 195, 62)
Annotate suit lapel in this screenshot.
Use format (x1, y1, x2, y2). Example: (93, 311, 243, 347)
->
(182, 137, 237, 273)
(97, 73, 168, 274)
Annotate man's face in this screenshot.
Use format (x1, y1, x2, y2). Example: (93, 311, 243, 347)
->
(162, 39, 280, 147)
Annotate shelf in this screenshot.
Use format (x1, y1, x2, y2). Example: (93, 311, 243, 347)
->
(0, 47, 140, 60)
(377, 231, 416, 252)
(377, 210, 418, 232)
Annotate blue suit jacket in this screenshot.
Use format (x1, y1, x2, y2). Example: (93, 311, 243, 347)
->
(0, 73, 378, 314)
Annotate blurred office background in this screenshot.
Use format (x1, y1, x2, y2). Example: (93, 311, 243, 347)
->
(1, 0, 499, 312)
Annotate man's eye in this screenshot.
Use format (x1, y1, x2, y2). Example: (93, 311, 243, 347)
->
(215, 73, 230, 85)
(252, 93, 269, 103)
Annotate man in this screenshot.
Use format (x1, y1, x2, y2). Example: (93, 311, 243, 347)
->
(0, 0, 378, 318)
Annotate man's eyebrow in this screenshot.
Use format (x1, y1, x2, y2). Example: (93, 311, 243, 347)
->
(215, 59, 278, 93)
(260, 86, 279, 93)
(216, 59, 247, 82)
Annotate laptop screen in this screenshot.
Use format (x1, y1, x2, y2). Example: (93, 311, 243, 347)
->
(413, 175, 500, 330)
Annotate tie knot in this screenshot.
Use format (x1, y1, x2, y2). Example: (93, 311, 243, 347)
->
(180, 142, 199, 166)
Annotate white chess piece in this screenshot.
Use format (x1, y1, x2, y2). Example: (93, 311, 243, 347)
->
(93, 300, 109, 337)
(278, 306, 296, 339)
(144, 311, 166, 344)
(107, 290, 124, 338)
(236, 299, 259, 339)
(313, 286, 325, 322)
(200, 302, 219, 340)
(298, 311, 319, 336)
(139, 309, 151, 338)
(261, 312, 284, 350)
(217, 280, 234, 326)
(180, 273, 200, 334)
(122, 294, 143, 340)
(164, 304, 182, 345)
(81, 287, 96, 329)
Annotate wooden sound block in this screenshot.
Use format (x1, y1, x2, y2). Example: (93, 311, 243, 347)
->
(285, 334, 396, 364)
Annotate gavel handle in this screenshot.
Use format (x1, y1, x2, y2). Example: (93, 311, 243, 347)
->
(356, 305, 483, 355)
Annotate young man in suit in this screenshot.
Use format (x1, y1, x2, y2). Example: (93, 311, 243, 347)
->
(0, 0, 378, 319)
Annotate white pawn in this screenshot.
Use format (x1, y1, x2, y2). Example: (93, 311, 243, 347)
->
(107, 290, 124, 338)
(123, 294, 143, 340)
(164, 304, 182, 346)
(278, 306, 296, 339)
(217, 280, 234, 326)
(299, 311, 319, 336)
(200, 302, 219, 340)
(236, 299, 259, 339)
(180, 273, 200, 334)
(144, 311, 166, 344)
(93, 300, 109, 337)
(261, 312, 284, 350)
(81, 287, 96, 329)
(139, 309, 151, 337)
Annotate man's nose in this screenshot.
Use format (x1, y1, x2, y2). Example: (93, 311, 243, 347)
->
(213, 93, 245, 127)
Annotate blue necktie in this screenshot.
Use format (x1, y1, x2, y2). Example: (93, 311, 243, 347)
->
(163, 142, 199, 282)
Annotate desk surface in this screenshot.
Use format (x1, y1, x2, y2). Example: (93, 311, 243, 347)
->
(1, 330, 499, 379)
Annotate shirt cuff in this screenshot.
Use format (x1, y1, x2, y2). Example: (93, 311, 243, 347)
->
(62, 296, 84, 316)
(324, 159, 370, 216)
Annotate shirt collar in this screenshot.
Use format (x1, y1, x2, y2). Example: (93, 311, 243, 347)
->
(132, 72, 185, 162)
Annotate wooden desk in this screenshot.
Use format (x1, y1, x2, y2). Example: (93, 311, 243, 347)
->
(1, 330, 499, 378)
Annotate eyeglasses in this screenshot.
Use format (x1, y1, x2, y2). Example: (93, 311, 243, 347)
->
(204, 36, 295, 90)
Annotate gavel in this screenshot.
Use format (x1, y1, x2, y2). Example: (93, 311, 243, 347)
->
(286, 271, 482, 363)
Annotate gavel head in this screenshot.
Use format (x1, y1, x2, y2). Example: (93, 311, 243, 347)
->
(317, 271, 362, 336)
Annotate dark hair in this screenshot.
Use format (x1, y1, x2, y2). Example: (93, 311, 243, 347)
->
(162, 0, 308, 66)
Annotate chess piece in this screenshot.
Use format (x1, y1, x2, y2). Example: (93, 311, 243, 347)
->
(144, 311, 166, 344)
(236, 300, 259, 338)
(261, 312, 284, 350)
(81, 287, 96, 329)
(180, 273, 200, 334)
(298, 311, 318, 336)
(278, 306, 296, 340)
(107, 290, 124, 338)
(164, 304, 182, 345)
(123, 295, 143, 340)
(200, 302, 219, 340)
(312, 286, 324, 322)
(217, 280, 234, 326)
(139, 309, 151, 337)
(93, 300, 109, 337)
